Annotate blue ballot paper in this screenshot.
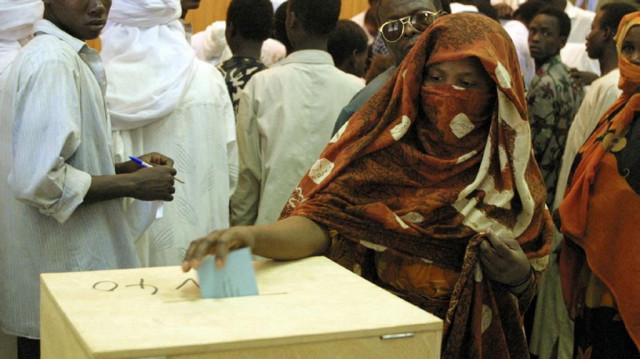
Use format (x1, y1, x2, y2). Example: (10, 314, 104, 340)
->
(197, 247, 259, 299)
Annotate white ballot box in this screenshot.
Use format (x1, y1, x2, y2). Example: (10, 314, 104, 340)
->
(41, 256, 443, 358)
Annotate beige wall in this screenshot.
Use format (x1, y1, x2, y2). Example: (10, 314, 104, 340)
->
(87, 0, 370, 50)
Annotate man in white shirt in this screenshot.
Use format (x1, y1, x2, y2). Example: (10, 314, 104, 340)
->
(553, 0, 600, 73)
(0, 1, 177, 357)
(231, 0, 364, 226)
(529, 3, 636, 359)
(101, 0, 237, 267)
(563, 0, 595, 43)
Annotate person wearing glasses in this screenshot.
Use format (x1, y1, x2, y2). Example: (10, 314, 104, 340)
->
(183, 13, 552, 357)
(331, 0, 450, 136)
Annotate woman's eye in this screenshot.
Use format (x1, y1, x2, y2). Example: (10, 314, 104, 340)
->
(622, 45, 634, 54)
(460, 80, 476, 88)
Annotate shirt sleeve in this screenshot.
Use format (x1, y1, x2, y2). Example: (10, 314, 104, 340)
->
(221, 86, 238, 196)
(230, 83, 261, 226)
(526, 77, 556, 161)
(7, 56, 92, 224)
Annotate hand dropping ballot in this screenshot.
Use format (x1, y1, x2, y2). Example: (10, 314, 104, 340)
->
(197, 247, 259, 299)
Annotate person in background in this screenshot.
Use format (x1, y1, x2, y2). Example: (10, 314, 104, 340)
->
(545, 0, 600, 75)
(270, 0, 292, 63)
(218, 0, 273, 113)
(527, 6, 584, 208)
(558, 11, 640, 357)
(331, 0, 450, 136)
(101, 0, 237, 267)
(0, 0, 177, 357)
(544, 0, 593, 44)
(184, 13, 552, 358)
(230, 0, 364, 226)
(328, 19, 369, 78)
(502, 0, 542, 89)
(190, 2, 286, 68)
(569, 2, 636, 87)
(530, 4, 637, 359)
(556, 1, 636, 208)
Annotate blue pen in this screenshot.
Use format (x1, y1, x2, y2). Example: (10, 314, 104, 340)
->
(129, 156, 184, 184)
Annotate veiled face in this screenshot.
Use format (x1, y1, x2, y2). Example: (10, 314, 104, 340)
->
(424, 57, 494, 93)
(621, 25, 640, 66)
(44, 0, 111, 40)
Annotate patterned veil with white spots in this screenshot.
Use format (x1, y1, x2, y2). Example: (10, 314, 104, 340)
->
(281, 13, 551, 357)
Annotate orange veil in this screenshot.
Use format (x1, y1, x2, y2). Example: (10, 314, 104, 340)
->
(559, 11, 640, 350)
(282, 13, 551, 357)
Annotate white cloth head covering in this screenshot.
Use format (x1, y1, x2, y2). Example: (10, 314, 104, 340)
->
(191, 21, 286, 67)
(0, 0, 43, 73)
(191, 21, 230, 64)
(100, 0, 198, 130)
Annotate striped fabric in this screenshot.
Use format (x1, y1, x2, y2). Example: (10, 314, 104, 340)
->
(0, 20, 139, 338)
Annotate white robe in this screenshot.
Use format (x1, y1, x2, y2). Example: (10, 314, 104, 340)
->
(112, 61, 237, 266)
(102, 0, 238, 266)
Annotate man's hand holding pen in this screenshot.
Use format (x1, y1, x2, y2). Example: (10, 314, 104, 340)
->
(115, 152, 179, 202)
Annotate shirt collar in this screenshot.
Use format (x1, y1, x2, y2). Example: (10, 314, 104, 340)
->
(538, 54, 562, 74)
(33, 19, 88, 54)
(33, 19, 107, 95)
(283, 50, 335, 66)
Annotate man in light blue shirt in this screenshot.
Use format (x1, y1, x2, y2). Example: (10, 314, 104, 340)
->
(0, 1, 177, 357)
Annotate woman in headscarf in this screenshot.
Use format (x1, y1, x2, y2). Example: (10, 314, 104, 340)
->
(183, 13, 551, 357)
(558, 11, 640, 358)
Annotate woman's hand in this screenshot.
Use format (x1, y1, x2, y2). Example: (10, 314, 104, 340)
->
(182, 226, 256, 272)
(479, 229, 531, 289)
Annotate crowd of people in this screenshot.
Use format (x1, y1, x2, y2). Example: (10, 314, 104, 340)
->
(0, 0, 639, 358)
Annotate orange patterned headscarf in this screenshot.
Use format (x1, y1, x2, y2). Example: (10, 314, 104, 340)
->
(282, 13, 548, 270)
(282, 13, 551, 357)
(559, 11, 640, 349)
